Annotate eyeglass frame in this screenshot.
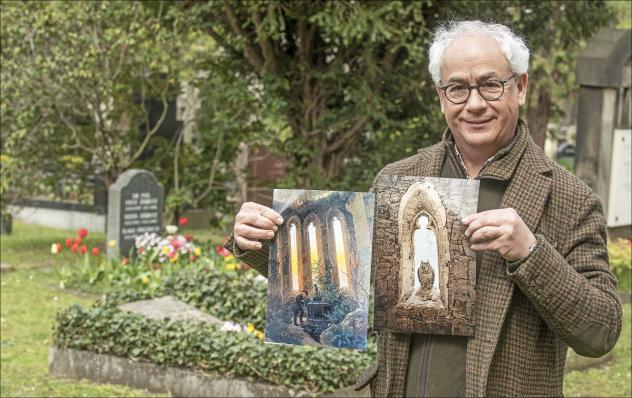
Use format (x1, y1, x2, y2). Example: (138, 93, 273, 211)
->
(438, 73, 519, 105)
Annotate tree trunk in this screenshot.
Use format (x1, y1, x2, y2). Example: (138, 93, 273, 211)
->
(528, 88, 550, 149)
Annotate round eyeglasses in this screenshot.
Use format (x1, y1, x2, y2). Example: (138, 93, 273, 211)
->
(439, 74, 518, 105)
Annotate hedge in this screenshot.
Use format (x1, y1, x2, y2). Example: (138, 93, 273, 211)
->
(53, 267, 376, 394)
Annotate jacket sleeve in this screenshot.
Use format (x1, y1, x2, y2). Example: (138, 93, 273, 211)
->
(506, 191, 622, 357)
(223, 233, 271, 278)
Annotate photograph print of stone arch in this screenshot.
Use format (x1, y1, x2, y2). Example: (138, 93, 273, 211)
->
(265, 189, 375, 350)
(373, 176, 479, 336)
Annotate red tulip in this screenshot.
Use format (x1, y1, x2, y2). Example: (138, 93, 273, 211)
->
(65, 237, 73, 248)
(79, 245, 87, 254)
(71, 244, 79, 253)
(215, 246, 231, 257)
(121, 258, 129, 265)
(74, 237, 82, 246)
(91, 247, 100, 256)
(190, 255, 197, 262)
(179, 217, 189, 226)
(172, 239, 181, 249)
(56, 243, 63, 253)
(78, 228, 88, 239)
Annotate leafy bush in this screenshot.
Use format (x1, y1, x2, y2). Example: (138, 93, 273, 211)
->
(101, 267, 268, 332)
(53, 302, 375, 394)
(610, 239, 632, 292)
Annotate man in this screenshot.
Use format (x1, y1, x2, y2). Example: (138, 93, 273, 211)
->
(294, 289, 308, 325)
(224, 20, 622, 397)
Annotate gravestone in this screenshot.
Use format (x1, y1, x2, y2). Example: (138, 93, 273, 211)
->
(575, 28, 631, 238)
(107, 169, 164, 258)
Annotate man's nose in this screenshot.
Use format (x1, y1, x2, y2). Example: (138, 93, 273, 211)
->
(465, 88, 487, 112)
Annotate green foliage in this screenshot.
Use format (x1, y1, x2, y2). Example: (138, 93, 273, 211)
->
(53, 276, 375, 394)
(162, 266, 268, 331)
(609, 239, 632, 293)
(0, 1, 187, 202)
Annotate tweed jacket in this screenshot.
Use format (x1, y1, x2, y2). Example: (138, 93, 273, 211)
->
(225, 120, 622, 397)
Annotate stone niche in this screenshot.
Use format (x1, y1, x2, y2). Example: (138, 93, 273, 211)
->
(397, 181, 450, 309)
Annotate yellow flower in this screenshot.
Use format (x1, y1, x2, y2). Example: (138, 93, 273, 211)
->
(226, 262, 236, 271)
(107, 240, 117, 248)
(50, 243, 59, 254)
(161, 246, 170, 255)
(255, 330, 264, 340)
(169, 253, 179, 262)
(141, 276, 149, 284)
(224, 254, 235, 262)
(194, 247, 202, 256)
(246, 322, 255, 334)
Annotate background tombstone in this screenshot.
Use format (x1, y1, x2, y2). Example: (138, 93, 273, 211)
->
(575, 28, 631, 238)
(107, 169, 164, 258)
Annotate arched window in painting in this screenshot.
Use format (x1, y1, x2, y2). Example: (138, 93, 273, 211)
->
(307, 222, 320, 283)
(412, 213, 439, 300)
(332, 216, 350, 289)
(289, 223, 300, 291)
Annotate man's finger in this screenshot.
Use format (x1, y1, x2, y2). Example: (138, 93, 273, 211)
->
(235, 224, 276, 240)
(235, 234, 263, 251)
(237, 212, 278, 230)
(469, 225, 503, 243)
(464, 211, 504, 237)
(247, 202, 284, 225)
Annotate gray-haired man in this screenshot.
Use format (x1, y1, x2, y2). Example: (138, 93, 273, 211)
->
(225, 20, 621, 397)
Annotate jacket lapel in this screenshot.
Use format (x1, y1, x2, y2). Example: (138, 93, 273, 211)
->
(466, 134, 553, 395)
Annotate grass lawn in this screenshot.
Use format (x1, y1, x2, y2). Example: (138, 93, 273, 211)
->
(1, 222, 631, 397)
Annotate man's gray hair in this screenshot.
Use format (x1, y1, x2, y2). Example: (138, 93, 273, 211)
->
(428, 20, 530, 84)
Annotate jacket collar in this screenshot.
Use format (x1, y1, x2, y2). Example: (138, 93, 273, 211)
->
(438, 119, 544, 181)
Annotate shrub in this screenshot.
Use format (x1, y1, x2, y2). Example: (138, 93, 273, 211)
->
(610, 239, 632, 292)
(53, 302, 375, 394)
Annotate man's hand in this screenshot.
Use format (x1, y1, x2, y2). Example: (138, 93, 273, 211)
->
(462, 208, 537, 262)
(234, 202, 284, 251)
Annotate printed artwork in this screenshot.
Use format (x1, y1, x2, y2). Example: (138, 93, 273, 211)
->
(265, 189, 375, 350)
(373, 176, 480, 336)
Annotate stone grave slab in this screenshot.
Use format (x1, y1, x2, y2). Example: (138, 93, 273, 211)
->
(117, 296, 223, 326)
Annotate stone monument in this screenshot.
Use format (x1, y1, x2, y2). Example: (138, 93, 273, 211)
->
(107, 169, 164, 258)
(575, 28, 631, 238)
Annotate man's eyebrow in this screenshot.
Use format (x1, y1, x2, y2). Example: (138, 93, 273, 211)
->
(477, 72, 501, 81)
(445, 76, 468, 84)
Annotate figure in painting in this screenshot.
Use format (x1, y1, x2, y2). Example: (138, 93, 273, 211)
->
(412, 215, 439, 300)
(293, 289, 308, 325)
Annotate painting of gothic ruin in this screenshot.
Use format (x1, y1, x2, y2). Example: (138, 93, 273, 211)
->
(265, 189, 375, 350)
(373, 176, 479, 336)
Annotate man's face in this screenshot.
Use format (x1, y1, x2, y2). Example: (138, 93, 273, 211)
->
(436, 34, 528, 153)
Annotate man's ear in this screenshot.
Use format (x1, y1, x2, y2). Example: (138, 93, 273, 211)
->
(517, 73, 528, 106)
(436, 86, 446, 114)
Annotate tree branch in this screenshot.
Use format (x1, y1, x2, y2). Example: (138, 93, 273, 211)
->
(126, 85, 169, 167)
(223, 1, 264, 73)
(326, 115, 368, 153)
(206, 26, 242, 59)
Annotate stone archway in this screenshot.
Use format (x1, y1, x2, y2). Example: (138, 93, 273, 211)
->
(303, 212, 326, 295)
(285, 215, 304, 296)
(397, 180, 450, 308)
(325, 207, 357, 295)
